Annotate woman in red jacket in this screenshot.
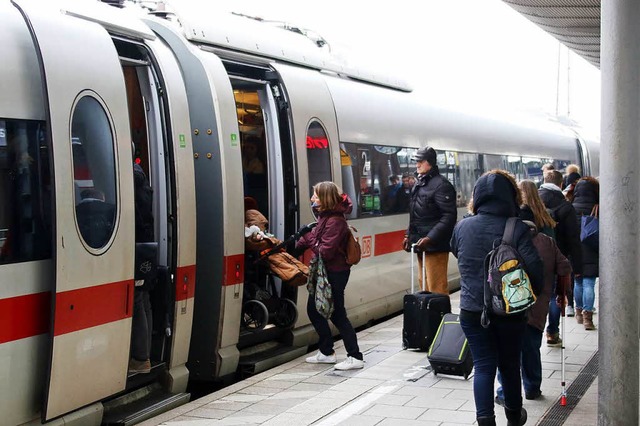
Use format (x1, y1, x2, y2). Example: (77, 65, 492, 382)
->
(296, 181, 364, 370)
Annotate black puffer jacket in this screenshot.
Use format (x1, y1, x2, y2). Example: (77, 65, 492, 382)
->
(450, 173, 544, 312)
(407, 167, 457, 252)
(538, 184, 583, 274)
(572, 179, 599, 277)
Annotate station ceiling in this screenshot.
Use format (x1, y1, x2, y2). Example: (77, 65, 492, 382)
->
(502, 0, 600, 68)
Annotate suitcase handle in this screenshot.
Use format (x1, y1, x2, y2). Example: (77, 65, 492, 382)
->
(410, 244, 426, 293)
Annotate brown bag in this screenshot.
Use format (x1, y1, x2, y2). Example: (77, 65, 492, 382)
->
(344, 225, 362, 265)
(265, 252, 309, 286)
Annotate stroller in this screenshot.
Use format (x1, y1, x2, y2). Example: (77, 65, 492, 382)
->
(241, 210, 313, 332)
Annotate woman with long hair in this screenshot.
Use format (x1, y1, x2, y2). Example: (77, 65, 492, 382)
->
(296, 181, 364, 370)
(518, 180, 556, 237)
(451, 170, 543, 426)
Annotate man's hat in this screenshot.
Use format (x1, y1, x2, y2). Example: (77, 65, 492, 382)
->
(413, 146, 437, 166)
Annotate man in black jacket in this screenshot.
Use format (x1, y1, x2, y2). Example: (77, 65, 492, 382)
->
(402, 147, 457, 294)
(538, 170, 582, 344)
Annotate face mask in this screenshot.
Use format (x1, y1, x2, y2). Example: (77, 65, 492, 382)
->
(311, 201, 319, 208)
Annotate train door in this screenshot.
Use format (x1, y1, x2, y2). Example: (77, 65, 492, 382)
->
(229, 67, 300, 341)
(12, 1, 136, 421)
(117, 41, 177, 378)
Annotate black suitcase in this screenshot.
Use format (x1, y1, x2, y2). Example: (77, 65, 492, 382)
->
(427, 312, 473, 379)
(402, 249, 451, 351)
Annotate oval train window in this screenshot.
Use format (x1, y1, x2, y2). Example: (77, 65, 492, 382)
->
(306, 121, 332, 197)
(71, 95, 117, 249)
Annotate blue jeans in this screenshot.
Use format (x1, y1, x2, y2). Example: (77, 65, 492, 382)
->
(460, 310, 526, 418)
(307, 270, 363, 360)
(574, 276, 597, 312)
(546, 281, 561, 335)
(497, 324, 543, 399)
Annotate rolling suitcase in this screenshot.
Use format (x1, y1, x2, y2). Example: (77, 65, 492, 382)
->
(427, 312, 473, 379)
(402, 246, 451, 351)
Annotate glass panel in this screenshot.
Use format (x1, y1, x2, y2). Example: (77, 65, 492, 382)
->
(306, 121, 331, 197)
(71, 96, 117, 249)
(340, 143, 416, 217)
(0, 119, 52, 264)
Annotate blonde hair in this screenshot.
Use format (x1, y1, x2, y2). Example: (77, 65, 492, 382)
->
(313, 181, 342, 212)
(566, 164, 581, 175)
(518, 180, 556, 229)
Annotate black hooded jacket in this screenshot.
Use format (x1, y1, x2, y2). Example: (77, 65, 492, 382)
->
(450, 173, 544, 312)
(572, 179, 599, 277)
(538, 184, 583, 274)
(407, 167, 457, 252)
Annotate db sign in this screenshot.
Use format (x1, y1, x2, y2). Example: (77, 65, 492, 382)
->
(361, 236, 372, 258)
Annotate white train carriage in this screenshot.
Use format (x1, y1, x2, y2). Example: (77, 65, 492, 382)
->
(0, 1, 598, 425)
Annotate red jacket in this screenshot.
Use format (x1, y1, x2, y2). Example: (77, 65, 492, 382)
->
(296, 194, 353, 272)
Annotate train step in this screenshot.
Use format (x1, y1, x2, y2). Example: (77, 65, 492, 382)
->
(102, 383, 190, 426)
(238, 342, 308, 377)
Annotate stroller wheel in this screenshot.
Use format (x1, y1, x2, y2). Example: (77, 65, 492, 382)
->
(273, 298, 298, 329)
(241, 300, 269, 331)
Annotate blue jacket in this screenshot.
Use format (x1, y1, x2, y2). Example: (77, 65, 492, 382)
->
(450, 173, 544, 312)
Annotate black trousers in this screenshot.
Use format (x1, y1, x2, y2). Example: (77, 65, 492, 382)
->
(307, 269, 363, 360)
(131, 288, 152, 361)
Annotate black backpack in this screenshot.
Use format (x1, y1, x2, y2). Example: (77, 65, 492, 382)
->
(481, 217, 536, 328)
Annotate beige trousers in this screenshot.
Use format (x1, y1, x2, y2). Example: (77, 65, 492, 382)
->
(416, 251, 449, 295)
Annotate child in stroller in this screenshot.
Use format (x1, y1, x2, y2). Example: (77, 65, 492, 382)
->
(242, 209, 309, 331)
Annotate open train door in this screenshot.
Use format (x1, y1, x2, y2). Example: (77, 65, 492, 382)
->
(11, 1, 139, 421)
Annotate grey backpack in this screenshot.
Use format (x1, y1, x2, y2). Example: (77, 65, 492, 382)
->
(481, 217, 536, 328)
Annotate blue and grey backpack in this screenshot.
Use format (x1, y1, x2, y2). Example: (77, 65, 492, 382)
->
(481, 217, 536, 328)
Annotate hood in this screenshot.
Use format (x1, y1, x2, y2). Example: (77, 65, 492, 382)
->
(573, 179, 599, 204)
(540, 183, 562, 193)
(315, 193, 354, 217)
(472, 173, 519, 217)
(245, 209, 268, 231)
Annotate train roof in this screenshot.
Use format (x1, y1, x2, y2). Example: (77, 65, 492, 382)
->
(157, 1, 412, 93)
(323, 75, 581, 160)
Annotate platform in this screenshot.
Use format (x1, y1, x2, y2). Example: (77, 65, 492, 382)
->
(141, 291, 599, 426)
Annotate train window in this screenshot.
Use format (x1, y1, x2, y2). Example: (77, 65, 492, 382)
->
(71, 96, 117, 250)
(306, 121, 332, 197)
(0, 119, 52, 265)
(341, 142, 416, 217)
(454, 153, 482, 210)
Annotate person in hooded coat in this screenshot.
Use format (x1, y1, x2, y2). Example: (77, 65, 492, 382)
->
(572, 177, 599, 330)
(450, 170, 543, 426)
(296, 181, 364, 371)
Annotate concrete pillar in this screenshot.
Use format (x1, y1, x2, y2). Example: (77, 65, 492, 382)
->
(599, 1, 640, 424)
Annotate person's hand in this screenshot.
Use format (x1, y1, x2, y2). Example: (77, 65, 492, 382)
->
(415, 237, 432, 251)
(556, 295, 566, 309)
(295, 222, 317, 239)
(402, 236, 411, 252)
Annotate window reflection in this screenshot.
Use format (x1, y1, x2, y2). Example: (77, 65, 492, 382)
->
(0, 119, 51, 264)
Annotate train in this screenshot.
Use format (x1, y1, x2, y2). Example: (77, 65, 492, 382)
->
(0, 1, 599, 425)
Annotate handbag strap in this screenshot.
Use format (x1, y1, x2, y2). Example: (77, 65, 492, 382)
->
(591, 204, 599, 218)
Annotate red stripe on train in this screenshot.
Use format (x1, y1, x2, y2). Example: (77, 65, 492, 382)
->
(374, 230, 406, 256)
(175, 264, 196, 301)
(54, 280, 133, 336)
(0, 292, 50, 344)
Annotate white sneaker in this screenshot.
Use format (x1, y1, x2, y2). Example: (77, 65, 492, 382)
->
(334, 356, 365, 371)
(566, 306, 575, 317)
(305, 351, 337, 364)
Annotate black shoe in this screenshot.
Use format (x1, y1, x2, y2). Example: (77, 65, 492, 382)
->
(505, 407, 527, 426)
(525, 389, 542, 400)
(495, 395, 505, 407)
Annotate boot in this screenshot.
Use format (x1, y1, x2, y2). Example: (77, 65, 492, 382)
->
(575, 308, 583, 324)
(584, 311, 596, 330)
(477, 416, 497, 426)
(505, 407, 527, 426)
